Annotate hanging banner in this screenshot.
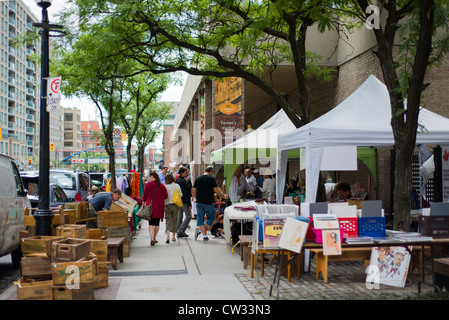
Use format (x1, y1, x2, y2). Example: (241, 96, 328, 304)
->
(442, 145, 449, 202)
(46, 77, 62, 112)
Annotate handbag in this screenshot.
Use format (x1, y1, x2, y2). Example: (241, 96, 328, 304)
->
(172, 188, 183, 207)
(136, 185, 159, 220)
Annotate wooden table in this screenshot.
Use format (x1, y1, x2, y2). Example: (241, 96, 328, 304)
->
(267, 238, 449, 299)
(309, 246, 423, 283)
(250, 245, 300, 281)
(107, 237, 125, 270)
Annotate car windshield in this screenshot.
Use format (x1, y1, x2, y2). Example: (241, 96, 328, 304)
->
(50, 172, 76, 190)
(52, 186, 68, 202)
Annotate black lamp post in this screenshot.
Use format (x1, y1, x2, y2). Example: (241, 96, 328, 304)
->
(33, 0, 64, 236)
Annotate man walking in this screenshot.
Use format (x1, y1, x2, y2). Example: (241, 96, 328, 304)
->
(158, 165, 168, 184)
(192, 166, 228, 241)
(176, 166, 192, 238)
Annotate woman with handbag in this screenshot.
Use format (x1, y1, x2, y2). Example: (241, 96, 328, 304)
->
(164, 173, 183, 243)
(142, 171, 168, 246)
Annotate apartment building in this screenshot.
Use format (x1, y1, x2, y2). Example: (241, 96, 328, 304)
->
(81, 120, 101, 150)
(62, 107, 81, 159)
(0, 0, 69, 169)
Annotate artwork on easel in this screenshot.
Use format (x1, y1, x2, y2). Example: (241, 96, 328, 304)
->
(278, 217, 309, 253)
(367, 246, 412, 288)
(322, 229, 342, 255)
(262, 218, 285, 249)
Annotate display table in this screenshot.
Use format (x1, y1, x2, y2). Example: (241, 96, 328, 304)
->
(309, 246, 423, 283)
(223, 202, 258, 244)
(265, 238, 449, 299)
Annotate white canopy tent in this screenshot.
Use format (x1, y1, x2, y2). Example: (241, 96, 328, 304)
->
(211, 109, 298, 192)
(276, 75, 449, 203)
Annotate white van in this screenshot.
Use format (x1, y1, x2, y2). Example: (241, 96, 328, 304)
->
(0, 153, 30, 267)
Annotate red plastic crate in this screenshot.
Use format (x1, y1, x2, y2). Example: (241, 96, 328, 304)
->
(337, 217, 358, 238)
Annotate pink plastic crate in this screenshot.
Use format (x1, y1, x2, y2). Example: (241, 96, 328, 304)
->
(312, 228, 345, 244)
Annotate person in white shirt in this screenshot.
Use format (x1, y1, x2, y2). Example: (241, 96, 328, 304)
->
(244, 168, 257, 195)
(256, 168, 276, 200)
(228, 165, 249, 202)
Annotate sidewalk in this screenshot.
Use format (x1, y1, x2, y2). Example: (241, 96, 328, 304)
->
(104, 219, 253, 300)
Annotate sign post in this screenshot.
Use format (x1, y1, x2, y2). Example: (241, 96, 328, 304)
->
(46, 77, 61, 112)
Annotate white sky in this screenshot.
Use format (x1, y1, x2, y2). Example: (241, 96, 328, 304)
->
(23, 0, 184, 121)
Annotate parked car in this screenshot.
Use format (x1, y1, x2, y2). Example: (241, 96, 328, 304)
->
(21, 169, 90, 202)
(0, 153, 30, 267)
(20, 173, 69, 208)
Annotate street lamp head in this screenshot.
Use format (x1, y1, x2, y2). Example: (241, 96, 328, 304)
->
(35, 0, 53, 9)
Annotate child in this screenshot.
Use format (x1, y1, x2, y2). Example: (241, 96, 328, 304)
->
(211, 214, 224, 237)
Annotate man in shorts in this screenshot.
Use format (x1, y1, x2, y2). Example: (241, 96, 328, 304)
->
(192, 166, 228, 241)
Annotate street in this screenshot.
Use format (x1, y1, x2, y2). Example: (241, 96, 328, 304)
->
(0, 255, 20, 295)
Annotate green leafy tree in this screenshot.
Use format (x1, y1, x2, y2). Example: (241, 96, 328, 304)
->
(346, 0, 449, 230)
(65, 0, 338, 127)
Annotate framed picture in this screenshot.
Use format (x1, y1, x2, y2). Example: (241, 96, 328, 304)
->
(322, 229, 342, 255)
(278, 217, 309, 253)
(367, 246, 412, 288)
(262, 218, 285, 249)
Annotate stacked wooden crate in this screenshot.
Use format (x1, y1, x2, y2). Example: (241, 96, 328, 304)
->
(97, 210, 131, 257)
(17, 224, 110, 300)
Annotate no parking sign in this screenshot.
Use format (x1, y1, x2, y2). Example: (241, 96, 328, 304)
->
(46, 77, 61, 112)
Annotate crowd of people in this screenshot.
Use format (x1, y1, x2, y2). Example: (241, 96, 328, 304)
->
(85, 163, 282, 245)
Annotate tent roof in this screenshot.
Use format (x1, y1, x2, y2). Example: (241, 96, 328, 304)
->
(211, 108, 297, 162)
(278, 75, 449, 151)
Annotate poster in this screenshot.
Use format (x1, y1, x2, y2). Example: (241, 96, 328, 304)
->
(214, 77, 242, 147)
(262, 218, 285, 249)
(322, 229, 342, 256)
(278, 217, 309, 253)
(367, 246, 412, 288)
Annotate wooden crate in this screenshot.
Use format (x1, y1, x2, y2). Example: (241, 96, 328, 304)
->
(21, 236, 67, 257)
(89, 239, 108, 261)
(64, 202, 89, 221)
(95, 261, 109, 289)
(21, 255, 52, 278)
(52, 282, 95, 300)
(102, 226, 131, 240)
(62, 209, 77, 224)
(56, 224, 86, 239)
(52, 238, 90, 262)
(52, 254, 98, 285)
(86, 228, 103, 239)
(16, 280, 53, 300)
(97, 210, 128, 229)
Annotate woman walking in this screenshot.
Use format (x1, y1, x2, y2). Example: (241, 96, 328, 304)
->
(142, 171, 168, 246)
(164, 173, 183, 243)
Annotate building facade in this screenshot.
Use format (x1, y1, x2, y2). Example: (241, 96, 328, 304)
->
(81, 120, 101, 150)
